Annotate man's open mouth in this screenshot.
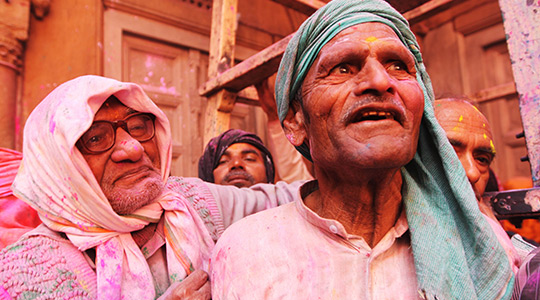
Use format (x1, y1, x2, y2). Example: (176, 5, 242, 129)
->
(349, 108, 402, 124)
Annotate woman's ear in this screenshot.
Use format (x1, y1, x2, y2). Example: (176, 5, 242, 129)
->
(282, 108, 307, 147)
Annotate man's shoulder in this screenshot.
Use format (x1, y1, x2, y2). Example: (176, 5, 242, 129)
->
(0, 228, 97, 298)
(216, 202, 298, 246)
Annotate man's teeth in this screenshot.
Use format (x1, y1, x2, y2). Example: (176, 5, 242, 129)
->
(360, 111, 394, 120)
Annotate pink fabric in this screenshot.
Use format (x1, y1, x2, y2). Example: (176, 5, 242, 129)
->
(0, 148, 40, 249)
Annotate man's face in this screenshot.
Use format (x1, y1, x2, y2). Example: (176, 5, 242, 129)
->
(212, 142, 268, 188)
(435, 100, 495, 199)
(77, 97, 163, 215)
(286, 23, 424, 174)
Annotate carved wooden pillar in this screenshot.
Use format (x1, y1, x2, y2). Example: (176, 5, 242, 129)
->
(0, 0, 49, 150)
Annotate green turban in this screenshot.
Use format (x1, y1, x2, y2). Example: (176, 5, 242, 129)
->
(275, 0, 514, 299)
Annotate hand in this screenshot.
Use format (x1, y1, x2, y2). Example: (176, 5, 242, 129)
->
(159, 270, 211, 300)
(255, 79, 279, 122)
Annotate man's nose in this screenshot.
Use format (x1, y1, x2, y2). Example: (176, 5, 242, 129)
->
(353, 59, 395, 96)
(230, 157, 245, 170)
(110, 128, 144, 162)
(460, 154, 481, 185)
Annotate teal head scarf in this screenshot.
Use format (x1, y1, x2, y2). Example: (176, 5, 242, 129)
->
(275, 0, 514, 299)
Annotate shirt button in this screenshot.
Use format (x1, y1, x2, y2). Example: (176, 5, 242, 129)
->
(329, 225, 338, 234)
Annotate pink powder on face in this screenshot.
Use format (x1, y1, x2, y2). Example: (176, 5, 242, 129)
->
(286, 134, 295, 144)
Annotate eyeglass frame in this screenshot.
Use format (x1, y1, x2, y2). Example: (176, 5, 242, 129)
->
(77, 112, 156, 154)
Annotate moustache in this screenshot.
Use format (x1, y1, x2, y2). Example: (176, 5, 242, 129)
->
(222, 170, 256, 184)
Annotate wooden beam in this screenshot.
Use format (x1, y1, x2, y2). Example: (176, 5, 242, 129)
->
(200, 33, 294, 97)
(200, 0, 470, 100)
(470, 82, 517, 103)
(204, 0, 239, 143)
(269, 0, 325, 15)
(498, 0, 540, 186)
(403, 0, 466, 24)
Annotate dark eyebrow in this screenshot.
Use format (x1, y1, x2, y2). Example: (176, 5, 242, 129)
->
(475, 147, 496, 157)
(447, 138, 464, 148)
(126, 107, 139, 115)
(242, 149, 261, 156)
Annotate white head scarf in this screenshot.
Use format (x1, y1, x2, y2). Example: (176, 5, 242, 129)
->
(12, 75, 214, 299)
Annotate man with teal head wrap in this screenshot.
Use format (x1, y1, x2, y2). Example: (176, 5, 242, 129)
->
(210, 0, 518, 299)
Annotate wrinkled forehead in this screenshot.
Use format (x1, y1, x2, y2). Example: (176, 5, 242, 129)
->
(435, 101, 492, 135)
(92, 96, 141, 121)
(314, 22, 413, 66)
(225, 142, 264, 155)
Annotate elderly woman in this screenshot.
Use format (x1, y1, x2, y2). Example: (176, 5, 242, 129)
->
(210, 0, 518, 299)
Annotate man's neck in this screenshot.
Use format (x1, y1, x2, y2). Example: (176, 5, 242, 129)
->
(304, 169, 403, 248)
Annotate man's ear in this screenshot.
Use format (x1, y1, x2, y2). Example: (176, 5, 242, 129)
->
(282, 108, 307, 147)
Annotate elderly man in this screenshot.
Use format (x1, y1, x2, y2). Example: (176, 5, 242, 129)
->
(198, 129, 275, 188)
(434, 98, 496, 201)
(0, 75, 299, 299)
(210, 0, 517, 299)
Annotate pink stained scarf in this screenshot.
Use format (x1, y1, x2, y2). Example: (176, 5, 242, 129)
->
(12, 75, 214, 299)
(0, 147, 41, 249)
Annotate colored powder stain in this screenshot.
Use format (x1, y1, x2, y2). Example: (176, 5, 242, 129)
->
(286, 133, 295, 144)
(49, 120, 56, 133)
(483, 123, 486, 127)
(484, 133, 488, 139)
(490, 140, 496, 153)
(452, 126, 460, 132)
(365, 36, 378, 42)
(458, 115, 463, 122)
(15, 116, 20, 135)
(473, 106, 480, 112)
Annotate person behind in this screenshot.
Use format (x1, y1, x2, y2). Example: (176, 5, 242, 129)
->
(434, 97, 522, 260)
(434, 98, 496, 201)
(0, 75, 215, 299)
(198, 129, 275, 188)
(210, 0, 517, 299)
(434, 98, 499, 221)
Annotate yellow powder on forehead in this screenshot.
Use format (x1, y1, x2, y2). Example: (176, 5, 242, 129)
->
(484, 133, 488, 139)
(459, 115, 463, 122)
(365, 36, 378, 42)
(483, 123, 486, 127)
(473, 106, 480, 112)
(490, 140, 496, 152)
(453, 126, 460, 132)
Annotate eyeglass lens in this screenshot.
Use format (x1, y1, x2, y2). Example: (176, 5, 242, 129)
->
(80, 114, 155, 153)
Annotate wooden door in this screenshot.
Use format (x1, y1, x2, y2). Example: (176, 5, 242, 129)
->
(103, 8, 265, 177)
(121, 34, 209, 176)
(104, 9, 212, 176)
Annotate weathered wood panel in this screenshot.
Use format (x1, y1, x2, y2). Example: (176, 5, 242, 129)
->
(499, 0, 540, 185)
